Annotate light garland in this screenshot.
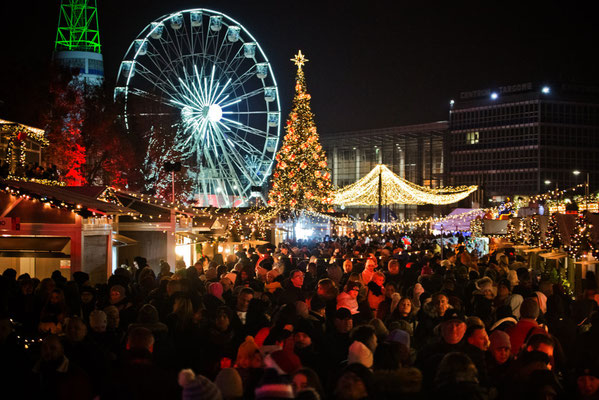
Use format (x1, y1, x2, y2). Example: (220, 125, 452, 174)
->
(5, 175, 66, 186)
(333, 164, 478, 206)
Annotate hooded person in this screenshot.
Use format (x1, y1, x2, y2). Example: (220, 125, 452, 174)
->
(178, 369, 223, 400)
(214, 368, 243, 400)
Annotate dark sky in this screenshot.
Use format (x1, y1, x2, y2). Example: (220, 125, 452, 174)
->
(1, 1, 597, 134)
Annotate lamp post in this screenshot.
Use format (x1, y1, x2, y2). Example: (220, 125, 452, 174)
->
(573, 170, 590, 211)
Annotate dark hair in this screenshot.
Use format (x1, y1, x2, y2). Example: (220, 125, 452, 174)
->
(238, 287, 254, 299)
(351, 325, 376, 346)
(520, 297, 540, 319)
(292, 368, 325, 398)
(465, 324, 484, 340)
(525, 333, 554, 350)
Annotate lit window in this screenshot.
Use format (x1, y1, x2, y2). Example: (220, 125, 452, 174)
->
(466, 131, 479, 144)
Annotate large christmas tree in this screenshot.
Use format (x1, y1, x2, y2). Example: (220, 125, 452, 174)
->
(268, 51, 333, 212)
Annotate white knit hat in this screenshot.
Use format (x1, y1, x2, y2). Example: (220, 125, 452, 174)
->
(347, 340, 373, 368)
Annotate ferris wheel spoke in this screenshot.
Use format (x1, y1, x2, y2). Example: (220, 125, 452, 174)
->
(219, 87, 264, 108)
(211, 124, 257, 186)
(222, 111, 268, 116)
(223, 48, 247, 76)
(156, 25, 184, 70)
(220, 117, 269, 139)
(124, 88, 174, 109)
(132, 62, 181, 102)
(227, 67, 258, 94)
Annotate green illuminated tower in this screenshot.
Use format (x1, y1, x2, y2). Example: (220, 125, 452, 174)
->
(54, 0, 104, 85)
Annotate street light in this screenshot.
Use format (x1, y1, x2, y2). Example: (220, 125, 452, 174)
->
(573, 170, 590, 211)
(544, 180, 551, 185)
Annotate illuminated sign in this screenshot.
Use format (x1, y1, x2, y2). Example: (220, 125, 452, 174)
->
(460, 82, 533, 99)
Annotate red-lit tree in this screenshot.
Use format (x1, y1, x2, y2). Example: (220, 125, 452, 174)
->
(43, 71, 87, 185)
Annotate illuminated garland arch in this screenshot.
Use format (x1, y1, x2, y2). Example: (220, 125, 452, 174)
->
(333, 164, 477, 206)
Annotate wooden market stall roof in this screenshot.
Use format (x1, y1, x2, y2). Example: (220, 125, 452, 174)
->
(0, 179, 138, 217)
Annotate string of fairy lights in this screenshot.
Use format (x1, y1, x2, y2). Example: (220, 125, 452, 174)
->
(333, 164, 478, 206)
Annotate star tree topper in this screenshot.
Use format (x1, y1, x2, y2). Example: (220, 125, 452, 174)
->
(291, 50, 309, 70)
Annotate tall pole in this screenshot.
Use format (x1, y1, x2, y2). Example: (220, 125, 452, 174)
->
(586, 172, 590, 211)
(441, 224, 444, 259)
(171, 170, 175, 203)
(378, 166, 382, 223)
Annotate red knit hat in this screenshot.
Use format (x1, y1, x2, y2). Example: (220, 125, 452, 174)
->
(264, 349, 301, 375)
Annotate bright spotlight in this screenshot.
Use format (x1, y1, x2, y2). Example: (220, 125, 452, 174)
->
(490, 92, 498, 100)
(542, 86, 550, 94)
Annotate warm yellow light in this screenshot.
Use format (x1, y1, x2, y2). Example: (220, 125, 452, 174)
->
(333, 164, 477, 206)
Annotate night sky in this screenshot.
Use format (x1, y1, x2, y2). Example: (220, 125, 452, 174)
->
(1, 1, 597, 134)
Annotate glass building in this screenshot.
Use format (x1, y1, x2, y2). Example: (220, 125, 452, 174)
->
(321, 122, 447, 219)
(448, 83, 599, 206)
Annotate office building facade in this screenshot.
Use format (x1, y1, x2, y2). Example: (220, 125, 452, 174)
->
(448, 83, 599, 205)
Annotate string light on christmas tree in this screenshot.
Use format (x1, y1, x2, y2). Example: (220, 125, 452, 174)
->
(268, 51, 333, 212)
(568, 212, 594, 259)
(333, 164, 477, 206)
(506, 220, 517, 242)
(528, 216, 541, 247)
(542, 213, 562, 250)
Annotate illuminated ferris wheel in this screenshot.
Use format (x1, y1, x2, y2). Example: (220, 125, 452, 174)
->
(115, 8, 281, 207)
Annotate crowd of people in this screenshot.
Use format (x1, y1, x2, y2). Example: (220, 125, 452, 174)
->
(1, 231, 599, 399)
(0, 160, 59, 180)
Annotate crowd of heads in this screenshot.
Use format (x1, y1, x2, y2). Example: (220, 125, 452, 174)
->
(1, 230, 599, 399)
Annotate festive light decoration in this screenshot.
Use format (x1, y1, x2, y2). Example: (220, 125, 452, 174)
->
(542, 213, 562, 250)
(470, 218, 483, 238)
(516, 218, 527, 244)
(268, 51, 333, 212)
(568, 212, 594, 259)
(333, 164, 478, 206)
(1, 119, 49, 172)
(506, 220, 517, 242)
(528, 216, 541, 247)
(5, 176, 65, 187)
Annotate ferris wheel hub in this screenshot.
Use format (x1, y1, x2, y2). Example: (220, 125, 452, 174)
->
(204, 104, 223, 122)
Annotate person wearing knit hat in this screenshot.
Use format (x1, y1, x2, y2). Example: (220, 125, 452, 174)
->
(255, 368, 295, 399)
(489, 330, 511, 365)
(348, 340, 374, 368)
(208, 282, 224, 300)
(235, 336, 263, 369)
(215, 368, 243, 400)
(386, 328, 410, 349)
(264, 349, 302, 376)
(178, 369, 223, 400)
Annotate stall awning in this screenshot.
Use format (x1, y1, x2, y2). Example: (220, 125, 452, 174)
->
(0, 236, 70, 251)
(0, 236, 70, 258)
(112, 233, 138, 247)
